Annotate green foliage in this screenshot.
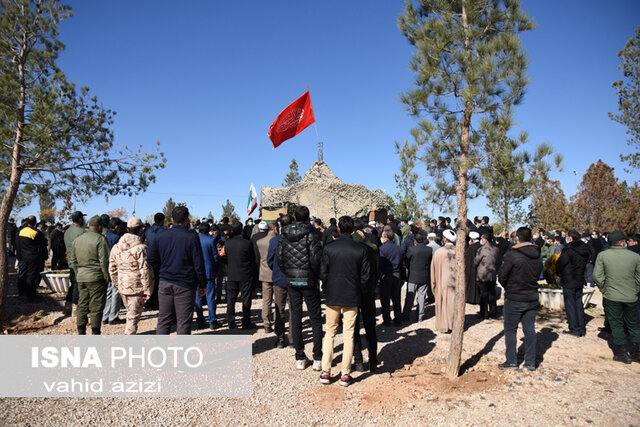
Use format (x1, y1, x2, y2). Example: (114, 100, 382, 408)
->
(398, 0, 535, 378)
(0, 0, 166, 211)
(527, 179, 572, 231)
(571, 160, 639, 233)
(207, 211, 215, 222)
(393, 140, 423, 221)
(162, 197, 176, 227)
(282, 158, 302, 186)
(161, 197, 186, 226)
(481, 113, 563, 232)
(221, 199, 239, 222)
(610, 25, 640, 171)
(37, 187, 55, 223)
(399, 0, 535, 212)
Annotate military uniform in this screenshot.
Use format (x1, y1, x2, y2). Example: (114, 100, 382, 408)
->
(64, 221, 86, 305)
(68, 219, 110, 334)
(109, 231, 153, 334)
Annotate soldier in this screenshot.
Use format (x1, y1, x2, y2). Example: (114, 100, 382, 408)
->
(68, 215, 110, 335)
(109, 218, 154, 335)
(63, 211, 86, 315)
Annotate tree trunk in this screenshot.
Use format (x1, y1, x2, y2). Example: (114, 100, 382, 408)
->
(446, 0, 472, 380)
(0, 59, 26, 332)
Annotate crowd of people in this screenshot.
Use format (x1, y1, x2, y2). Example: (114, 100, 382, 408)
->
(6, 206, 640, 386)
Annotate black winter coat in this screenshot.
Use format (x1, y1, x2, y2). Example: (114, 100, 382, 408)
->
(277, 222, 322, 287)
(225, 235, 256, 281)
(320, 234, 370, 307)
(555, 240, 589, 289)
(587, 238, 603, 263)
(49, 228, 66, 253)
(405, 243, 432, 285)
(498, 242, 542, 302)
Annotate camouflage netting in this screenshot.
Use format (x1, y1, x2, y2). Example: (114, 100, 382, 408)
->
(260, 161, 388, 224)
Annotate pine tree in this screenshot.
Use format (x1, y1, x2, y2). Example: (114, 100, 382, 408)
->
(162, 198, 177, 227)
(207, 211, 215, 222)
(609, 25, 640, 171)
(0, 0, 165, 330)
(393, 140, 423, 221)
(399, 0, 534, 378)
(571, 160, 637, 232)
(282, 158, 302, 186)
(221, 199, 239, 222)
(528, 180, 572, 231)
(37, 188, 56, 223)
(482, 114, 563, 233)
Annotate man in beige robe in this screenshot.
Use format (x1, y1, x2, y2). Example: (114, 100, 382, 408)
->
(430, 229, 457, 333)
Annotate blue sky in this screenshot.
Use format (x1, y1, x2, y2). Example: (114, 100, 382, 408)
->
(20, 0, 640, 224)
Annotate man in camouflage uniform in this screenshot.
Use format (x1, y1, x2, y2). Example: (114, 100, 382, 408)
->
(109, 218, 154, 335)
(68, 215, 110, 335)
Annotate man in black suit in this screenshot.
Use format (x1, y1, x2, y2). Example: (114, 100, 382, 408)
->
(402, 233, 433, 321)
(225, 220, 256, 329)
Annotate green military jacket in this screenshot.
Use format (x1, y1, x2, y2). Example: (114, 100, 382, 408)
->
(541, 242, 556, 263)
(593, 246, 640, 303)
(68, 229, 110, 283)
(400, 224, 411, 244)
(64, 223, 85, 253)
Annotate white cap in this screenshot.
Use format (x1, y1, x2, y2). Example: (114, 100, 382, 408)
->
(258, 221, 268, 230)
(469, 231, 480, 240)
(368, 221, 376, 227)
(427, 232, 437, 239)
(443, 229, 457, 243)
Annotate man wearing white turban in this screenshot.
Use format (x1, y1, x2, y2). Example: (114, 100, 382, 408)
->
(430, 229, 458, 333)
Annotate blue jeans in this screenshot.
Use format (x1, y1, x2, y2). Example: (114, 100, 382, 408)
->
(195, 279, 217, 323)
(563, 287, 585, 334)
(504, 299, 538, 366)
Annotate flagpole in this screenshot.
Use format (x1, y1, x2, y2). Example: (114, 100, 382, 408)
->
(314, 122, 323, 162)
(308, 85, 323, 162)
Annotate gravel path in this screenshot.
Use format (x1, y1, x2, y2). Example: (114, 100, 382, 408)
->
(1, 268, 639, 426)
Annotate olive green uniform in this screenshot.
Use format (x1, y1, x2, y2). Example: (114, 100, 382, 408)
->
(68, 229, 110, 330)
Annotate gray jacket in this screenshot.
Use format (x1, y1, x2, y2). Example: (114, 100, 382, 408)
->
(475, 243, 499, 282)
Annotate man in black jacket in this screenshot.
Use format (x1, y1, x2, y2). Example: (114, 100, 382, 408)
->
(277, 205, 324, 370)
(49, 223, 67, 270)
(319, 216, 370, 387)
(498, 227, 543, 371)
(556, 230, 589, 337)
(148, 206, 206, 335)
(225, 220, 257, 330)
(7, 218, 17, 256)
(402, 233, 433, 322)
(352, 218, 380, 372)
(17, 216, 48, 300)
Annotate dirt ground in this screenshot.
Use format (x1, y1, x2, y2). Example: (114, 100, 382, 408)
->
(1, 257, 639, 426)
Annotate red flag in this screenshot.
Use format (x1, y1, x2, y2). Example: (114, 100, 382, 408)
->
(268, 90, 315, 148)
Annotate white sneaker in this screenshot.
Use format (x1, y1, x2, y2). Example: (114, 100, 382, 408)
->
(312, 360, 322, 371)
(296, 358, 309, 370)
